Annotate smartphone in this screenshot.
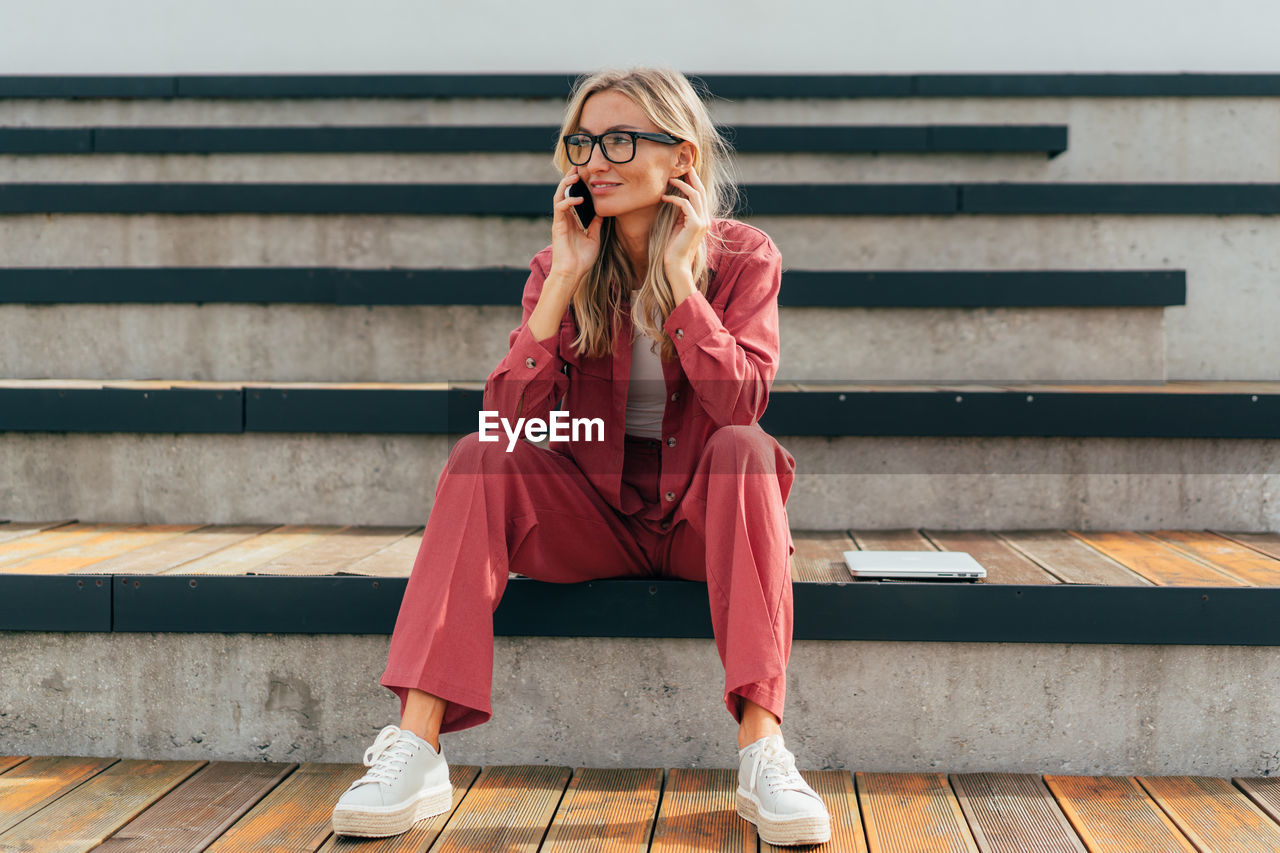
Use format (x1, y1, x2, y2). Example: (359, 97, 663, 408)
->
(565, 179, 595, 230)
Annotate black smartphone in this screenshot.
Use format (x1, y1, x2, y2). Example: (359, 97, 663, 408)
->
(566, 179, 595, 230)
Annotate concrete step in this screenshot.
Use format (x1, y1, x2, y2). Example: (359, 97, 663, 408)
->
(4, 94, 1280, 182)
(4, 630, 1278, 773)
(0, 212, 1271, 380)
(2, 151, 1089, 184)
(0, 301, 1165, 383)
(2, 425, 1275, 531)
(1, 523, 1277, 772)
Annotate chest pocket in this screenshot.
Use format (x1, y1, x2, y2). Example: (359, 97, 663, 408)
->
(559, 323, 612, 378)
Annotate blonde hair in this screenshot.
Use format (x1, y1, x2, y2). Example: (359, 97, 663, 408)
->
(551, 67, 740, 361)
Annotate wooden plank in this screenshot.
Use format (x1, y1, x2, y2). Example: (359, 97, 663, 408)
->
(95, 761, 295, 853)
(0, 522, 135, 569)
(0, 757, 27, 776)
(243, 380, 451, 391)
(0, 525, 201, 575)
(252, 526, 418, 576)
(790, 531, 855, 583)
(80, 524, 278, 575)
(950, 773, 1086, 852)
(0, 756, 117, 834)
(1067, 531, 1247, 587)
(0, 379, 108, 389)
(1233, 777, 1280, 825)
(1211, 531, 1280, 562)
(1043, 775, 1197, 853)
(343, 529, 426, 577)
(996, 530, 1152, 586)
(989, 382, 1187, 394)
(540, 767, 662, 853)
(0, 758, 203, 853)
(760, 770, 868, 853)
(851, 530, 933, 551)
(1136, 775, 1280, 852)
(650, 767, 753, 852)
(205, 762, 365, 852)
(794, 382, 952, 392)
(1148, 380, 1280, 394)
(319, 764, 481, 853)
(990, 381, 1280, 396)
(925, 531, 1059, 585)
(1150, 530, 1280, 586)
(163, 525, 346, 575)
(0, 520, 75, 546)
(857, 772, 979, 853)
(427, 764, 571, 852)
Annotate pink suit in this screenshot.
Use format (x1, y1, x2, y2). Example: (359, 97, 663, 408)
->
(381, 218, 797, 733)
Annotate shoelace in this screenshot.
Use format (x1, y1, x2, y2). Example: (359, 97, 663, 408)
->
(348, 725, 420, 790)
(746, 737, 812, 797)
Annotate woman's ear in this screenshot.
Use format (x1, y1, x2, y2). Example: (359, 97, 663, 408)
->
(673, 142, 696, 175)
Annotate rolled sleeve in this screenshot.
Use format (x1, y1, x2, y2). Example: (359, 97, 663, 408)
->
(664, 288, 721, 347)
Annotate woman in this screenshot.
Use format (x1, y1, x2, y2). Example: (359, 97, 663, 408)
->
(331, 66, 831, 847)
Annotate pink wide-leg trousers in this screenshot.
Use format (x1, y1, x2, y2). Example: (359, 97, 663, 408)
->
(380, 425, 794, 734)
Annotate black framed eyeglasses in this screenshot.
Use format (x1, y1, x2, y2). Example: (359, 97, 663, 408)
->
(562, 130, 684, 165)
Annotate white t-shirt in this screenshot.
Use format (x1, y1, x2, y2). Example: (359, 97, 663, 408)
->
(625, 301, 666, 439)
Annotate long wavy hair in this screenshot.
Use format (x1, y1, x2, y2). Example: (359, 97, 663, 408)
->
(551, 67, 740, 362)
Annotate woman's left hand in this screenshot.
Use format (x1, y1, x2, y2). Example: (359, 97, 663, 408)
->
(662, 167, 711, 293)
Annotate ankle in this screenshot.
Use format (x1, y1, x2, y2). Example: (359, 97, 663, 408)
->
(401, 689, 446, 753)
(737, 724, 782, 750)
(399, 723, 440, 752)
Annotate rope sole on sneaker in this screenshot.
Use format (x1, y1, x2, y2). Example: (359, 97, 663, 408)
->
(331, 782, 453, 838)
(735, 787, 832, 846)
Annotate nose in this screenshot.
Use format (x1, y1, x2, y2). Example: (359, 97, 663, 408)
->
(585, 139, 612, 171)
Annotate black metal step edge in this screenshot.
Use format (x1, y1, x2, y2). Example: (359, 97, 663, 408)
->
(0, 268, 1185, 308)
(3, 73, 1280, 99)
(4, 573, 1278, 644)
(0, 384, 1275, 438)
(4, 182, 1280, 214)
(0, 124, 1068, 156)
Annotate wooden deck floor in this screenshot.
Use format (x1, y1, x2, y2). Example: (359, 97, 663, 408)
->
(3, 757, 1280, 852)
(2, 522, 1279, 587)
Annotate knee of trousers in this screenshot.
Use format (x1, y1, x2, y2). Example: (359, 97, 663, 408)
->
(701, 424, 783, 475)
(445, 430, 535, 476)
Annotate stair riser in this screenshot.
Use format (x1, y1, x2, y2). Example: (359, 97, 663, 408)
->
(0, 304, 1165, 382)
(1, 433, 1275, 530)
(0, 214, 1271, 380)
(3, 631, 1278, 775)
(3, 96, 1280, 182)
(0, 152, 1146, 184)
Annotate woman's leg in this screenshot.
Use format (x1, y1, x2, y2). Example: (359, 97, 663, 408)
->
(662, 424, 796, 739)
(400, 689, 446, 750)
(738, 698, 782, 749)
(381, 432, 653, 738)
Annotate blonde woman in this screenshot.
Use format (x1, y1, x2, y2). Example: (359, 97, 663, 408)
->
(332, 67, 831, 846)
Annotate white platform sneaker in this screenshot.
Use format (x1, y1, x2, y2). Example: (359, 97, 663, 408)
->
(331, 725, 453, 837)
(736, 734, 832, 846)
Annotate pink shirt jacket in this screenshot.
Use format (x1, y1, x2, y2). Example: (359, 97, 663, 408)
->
(481, 218, 798, 527)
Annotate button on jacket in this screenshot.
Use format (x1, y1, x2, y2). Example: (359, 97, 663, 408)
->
(481, 217, 797, 526)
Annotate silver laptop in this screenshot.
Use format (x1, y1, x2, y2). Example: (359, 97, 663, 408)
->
(843, 550, 986, 580)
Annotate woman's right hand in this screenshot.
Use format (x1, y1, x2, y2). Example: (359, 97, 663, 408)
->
(548, 167, 603, 290)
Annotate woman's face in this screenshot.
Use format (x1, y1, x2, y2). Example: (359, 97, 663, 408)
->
(572, 89, 693, 220)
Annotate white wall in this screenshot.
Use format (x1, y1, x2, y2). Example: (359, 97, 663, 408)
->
(3, 0, 1280, 75)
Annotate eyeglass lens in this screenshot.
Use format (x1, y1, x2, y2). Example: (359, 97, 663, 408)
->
(565, 133, 636, 165)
